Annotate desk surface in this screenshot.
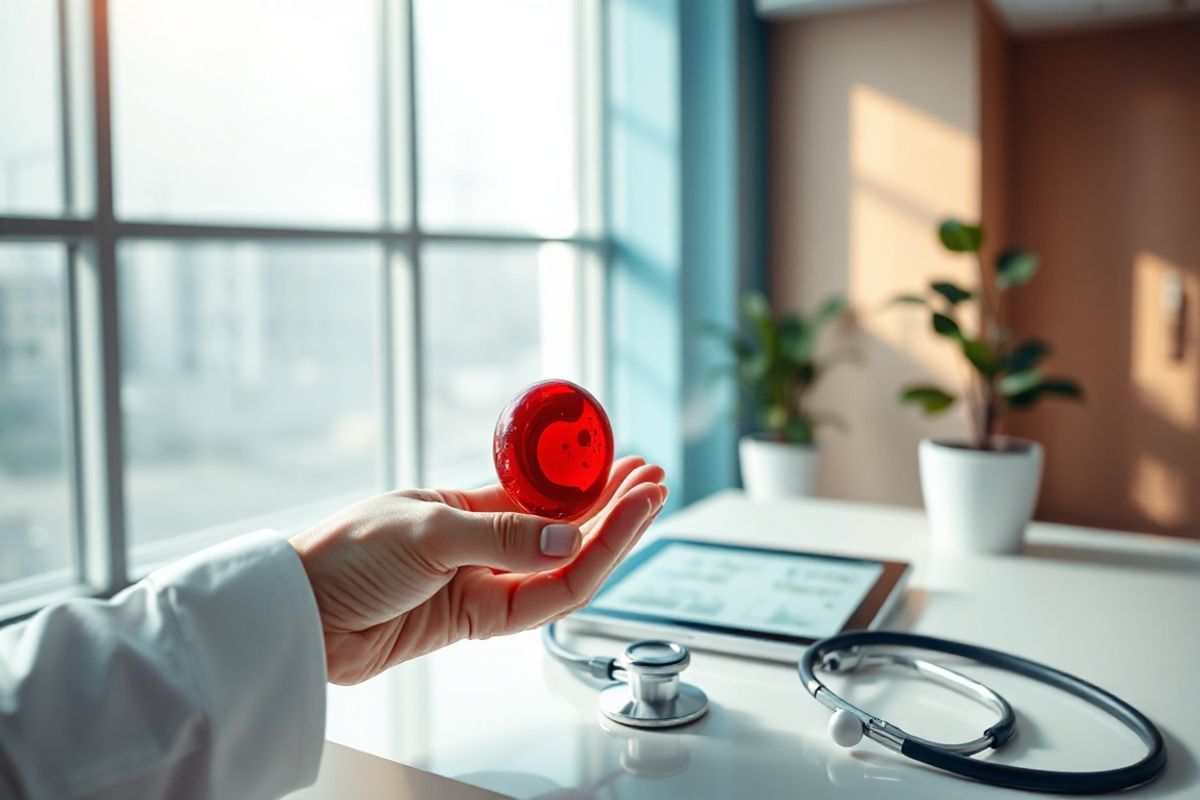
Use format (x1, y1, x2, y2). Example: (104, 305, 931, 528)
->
(317, 491, 1200, 799)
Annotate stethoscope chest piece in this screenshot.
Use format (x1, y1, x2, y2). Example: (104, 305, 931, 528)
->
(598, 639, 709, 729)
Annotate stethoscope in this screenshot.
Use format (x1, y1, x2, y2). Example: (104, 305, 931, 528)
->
(541, 622, 709, 728)
(543, 624, 1168, 793)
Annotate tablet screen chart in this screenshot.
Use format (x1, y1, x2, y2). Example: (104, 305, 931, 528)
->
(591, 543, 883, 640)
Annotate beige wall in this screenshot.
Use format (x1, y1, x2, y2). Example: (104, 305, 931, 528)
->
(978, 0, 1008, 270)
(769, 0, 980, 506)
(1004, 20, 1200, 537)
(769, 1, 1200, 535)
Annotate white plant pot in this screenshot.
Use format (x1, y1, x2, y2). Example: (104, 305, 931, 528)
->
(918, 436, 1044, 555)
(739, 434, 820, 500)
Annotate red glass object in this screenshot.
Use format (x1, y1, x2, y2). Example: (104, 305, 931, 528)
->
(493, 379, 614, 520)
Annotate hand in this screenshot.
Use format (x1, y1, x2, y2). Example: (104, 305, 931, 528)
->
(289, 456, 667, 684)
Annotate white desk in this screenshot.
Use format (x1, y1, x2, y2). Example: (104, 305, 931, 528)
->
(314, 491, 1200, 799)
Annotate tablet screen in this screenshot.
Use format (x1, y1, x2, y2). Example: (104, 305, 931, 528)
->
(588, 540, 889, 641)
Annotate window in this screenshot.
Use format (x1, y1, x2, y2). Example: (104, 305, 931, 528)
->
(118, 240, 383, 564)
(0, 0, 604, 610)
(0, 244, 74, 594)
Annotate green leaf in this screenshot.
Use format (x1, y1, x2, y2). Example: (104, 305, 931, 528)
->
(889, 294, 928, 307)
(962, 338, 996, 376)
(783, 417, 814, 445)
(1003, 339, 1049, 373)
(996, 249, 1039, 290)
(1006, 389, 1038, 409)
(779, 316, 813, 364)
(1039, 378, 1084, 400)
(795, 361, 817, 387)
(759, 404, 788, 432)
(998, 368, 1043, 397)
(931, 312, 962, 340)
(810, 296, 846, 330)
(740, 292, 771, 325)
(938, 219, 984, 253)
(931, 281, 973, 305)
(739, 353, 770, 383)
(899, 385, 957, 414)
(740, 292, 778, 361)
(1008, 378, 1084, 409)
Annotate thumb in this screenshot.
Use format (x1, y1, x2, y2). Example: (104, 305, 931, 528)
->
(424, 506, 582, 572)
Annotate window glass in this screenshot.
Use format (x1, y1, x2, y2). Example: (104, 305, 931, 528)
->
(0, 1, 64, 215)
(0, 244, 74, 586)
(415, 0, 591, 236)
(110, 0, 384, 227)
(119, 241, 382, 565)
(0, 0, 605, 600)
(421, 243, 592, 488)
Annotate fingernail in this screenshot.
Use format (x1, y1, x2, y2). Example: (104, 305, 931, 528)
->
(540, 524, 579, 557)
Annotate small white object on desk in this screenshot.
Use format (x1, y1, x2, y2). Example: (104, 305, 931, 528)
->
(827, 708, 864, 748)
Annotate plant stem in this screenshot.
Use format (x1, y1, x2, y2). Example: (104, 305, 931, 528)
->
(980, 377, 996, 451)
(975, 250, 999, 450)
(960, 358, 983, 448)
(975, 252, 996, 340)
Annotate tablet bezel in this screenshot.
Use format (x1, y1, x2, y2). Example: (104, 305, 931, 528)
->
(573, 537, 910, 647)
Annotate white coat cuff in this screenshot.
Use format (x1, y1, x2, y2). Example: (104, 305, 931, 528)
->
(147, 530, 326, 797)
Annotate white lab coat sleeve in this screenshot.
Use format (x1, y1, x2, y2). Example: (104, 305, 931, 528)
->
(0, 530, 327, 800)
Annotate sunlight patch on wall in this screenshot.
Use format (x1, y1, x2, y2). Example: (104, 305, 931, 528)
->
(850, 84, 978, 218)
(1130, 453, 1190, 529)
(1131, 251, 1198, 431)
(848, 83, 980, 387)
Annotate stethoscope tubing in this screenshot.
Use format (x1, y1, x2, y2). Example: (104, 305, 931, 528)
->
(800, 631, 1167, 794)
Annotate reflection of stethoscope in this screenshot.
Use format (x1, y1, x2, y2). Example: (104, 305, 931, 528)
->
(543, 625, 1168, 793)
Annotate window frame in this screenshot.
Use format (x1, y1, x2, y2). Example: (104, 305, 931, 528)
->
(0, 0, 608, 620)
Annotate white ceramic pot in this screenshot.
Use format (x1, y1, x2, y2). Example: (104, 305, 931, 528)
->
(918, 436, 1043, 555)
(739, 434, 820, 499)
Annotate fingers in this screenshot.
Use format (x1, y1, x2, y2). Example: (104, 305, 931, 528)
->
(413, 454, 663, 580)
(451, 455, 647, 517)
(507, 481, 664, 629)
(419, 505, 583, 574)
(580, 462, 666, 536)
(447, 484, 515, 514)
(574, 456, 647, 520)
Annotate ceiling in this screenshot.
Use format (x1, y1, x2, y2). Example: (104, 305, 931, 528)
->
(756, 0, 1200, 33)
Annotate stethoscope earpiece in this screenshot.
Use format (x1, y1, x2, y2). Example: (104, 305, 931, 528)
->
(827, 708, 864, 748)
(802, 631, 1167, 793)
(546, 624, 1167, 793)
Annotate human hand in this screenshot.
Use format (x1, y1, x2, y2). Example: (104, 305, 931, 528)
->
(289, 456, 667, 684)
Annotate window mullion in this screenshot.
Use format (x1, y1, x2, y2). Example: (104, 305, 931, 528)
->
(376, 0, 397, 489)
(403, 0, 425, 488)
(55, 0, 75, 214)
(76, 0, 127, 593)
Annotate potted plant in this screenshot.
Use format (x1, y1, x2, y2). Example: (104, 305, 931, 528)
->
(894, 219, 1082, 553)
(708, 292, 847, 499)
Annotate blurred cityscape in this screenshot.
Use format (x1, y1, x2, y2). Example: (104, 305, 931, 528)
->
(1, 242, 385, 584)
(0, 0, 594, 590)
(0, 245, 71, 585)
(0, 241, 582, 586)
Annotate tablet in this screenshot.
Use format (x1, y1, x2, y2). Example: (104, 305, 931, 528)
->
(565, 538, 910, 662)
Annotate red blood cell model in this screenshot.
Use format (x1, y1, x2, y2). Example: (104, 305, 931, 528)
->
(493, 379, 614, 520)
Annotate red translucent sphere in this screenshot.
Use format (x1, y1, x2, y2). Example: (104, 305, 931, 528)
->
(493, 380, 614, 520)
